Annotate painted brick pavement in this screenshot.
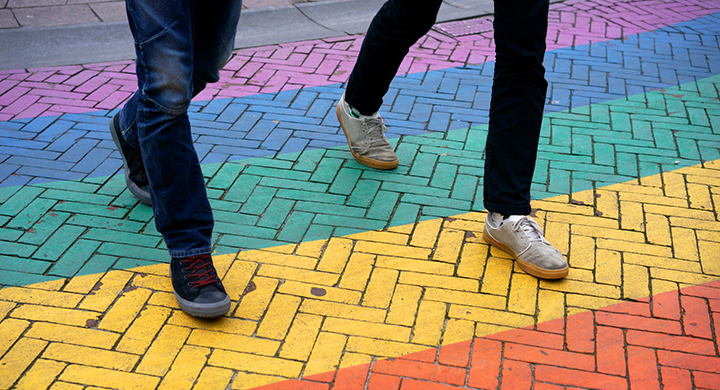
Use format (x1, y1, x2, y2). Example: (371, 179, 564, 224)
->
(0, 161, 719, 389)
(0, 0, 720, 388)
(0, 0, 719, 287)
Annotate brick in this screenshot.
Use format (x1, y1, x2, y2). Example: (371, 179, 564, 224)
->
(337, 253, 374, 291)
(97, 287, 151, 333)
(259, 263, 339, 287)
(14, 359, 66, 390)
(480, 257, 513, 296)
(10, 304, 100, 327)
(24, 322, 119, 349)
(468, 338, 501, 390)
(386, 284, 422, 326)
(354, 241, 431, 260)
(367, 373, 400, 390)
(456, 242, 487, 280)
(660, 367, 692, 389)
(0, 286, 82, 308)
(235, 276, 278, 321)
(210, 349, 303, 378)
(116, 305, 172, 354)
(376, 256, 453, 276)
(411, 300, 446, 346)
(596, 326, 626, 376)
(222, 260, 258, 301)
(301, 299, 385, 323)
(0, 337, 47, 389)
(626, 329, 715, 355)
(323, 317, 411, 342)
(657, 350, 720, 374)
(424, 288, 504, 310)
(505, 342, 595, 371)
(194, 366, 234, 390)
(651, 280, 680, 320)
(566, 310, 595, 353)
(438, 337, 472, 368)
(135, 324, 190, 376)
(500, 359, 532, 390)
(304, 332, 347, 379)
(680, 295, 713, 339)
(508, 274, 538, 316)
(345, 336, 428, 359)
(432, 228, 464, 263)
(279, 313, 323, 361)
(59, 365, 160, 390)
(157, 345, 210, 390)
(536, 290, 565, 334)
(316, 237, 353, 273)
(168, 310, 255, 336)
(77, 270, 133, 312)
(278, 281, 361, 304)
(0, 318, 28, 357)
(450, 305, 534, 329)
(535, 365, 627, 389)
(256, 294, 301, 340)
(628, 346, 660, 390)
(693, 371, 720, 390)
(42, 343, 138, 371)
(399, 271, 478, 292)
(373, 357, 465, 386)
(188, 328, 280, 356)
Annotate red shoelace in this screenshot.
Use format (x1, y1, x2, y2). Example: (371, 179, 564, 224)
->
(181, 255, 220, 289)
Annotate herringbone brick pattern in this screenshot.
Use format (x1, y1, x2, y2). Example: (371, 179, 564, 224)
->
(0, 161, 718, 389)
(2, 70, 719, 287)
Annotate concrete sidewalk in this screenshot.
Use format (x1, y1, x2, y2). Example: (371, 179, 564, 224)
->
(0, 0, 494, 70)
(0, 0, 719, 388)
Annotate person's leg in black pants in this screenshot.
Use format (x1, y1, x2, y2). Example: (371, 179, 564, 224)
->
(484, 0, 549, 216)
(336, 0, 442, 170)
(345, 0, 443, 115)
(482, 0, 569, 279)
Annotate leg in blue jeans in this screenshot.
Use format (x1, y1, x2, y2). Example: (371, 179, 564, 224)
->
(114, 0, 242, 316)
(119, 0, 241, 258)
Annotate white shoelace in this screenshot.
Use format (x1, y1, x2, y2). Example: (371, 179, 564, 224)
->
(361, 115, 387, 140)
(508, 215, 549, 244)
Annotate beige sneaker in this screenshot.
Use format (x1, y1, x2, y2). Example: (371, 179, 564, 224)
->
(336, 93, 399, 170)
(482, 213, 569, 279)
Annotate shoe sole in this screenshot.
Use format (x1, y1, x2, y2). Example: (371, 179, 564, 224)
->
(482, 229, 569, 280)
(169, 267, 231, 318)
(336, 105, 399, 170)
(109, 115, 152, 205)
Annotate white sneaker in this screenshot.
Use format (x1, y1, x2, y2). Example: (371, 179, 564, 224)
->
(336, 93, 399, 170)
(483, 213, 569, 279)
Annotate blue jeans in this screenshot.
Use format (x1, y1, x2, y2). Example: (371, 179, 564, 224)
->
(345, 0, 549, 216)
(118, 0, 242, 258)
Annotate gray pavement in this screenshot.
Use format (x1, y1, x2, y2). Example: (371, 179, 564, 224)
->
(0, 0, 494, 70)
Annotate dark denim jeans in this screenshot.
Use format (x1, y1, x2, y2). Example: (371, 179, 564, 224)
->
(118, 0, 242, 258)
(345, 0, 550, 216)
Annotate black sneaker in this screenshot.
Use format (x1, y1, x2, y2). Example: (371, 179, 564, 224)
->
(109, 113, 152, 205)
(169, 254, 230, 318)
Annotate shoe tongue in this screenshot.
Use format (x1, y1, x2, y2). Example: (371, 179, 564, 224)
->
(508, 216, 544, 242)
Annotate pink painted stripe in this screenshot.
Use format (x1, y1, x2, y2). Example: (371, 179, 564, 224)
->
(0, 0, 718, 121)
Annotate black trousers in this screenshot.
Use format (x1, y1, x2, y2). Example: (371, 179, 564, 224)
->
(345, 0, 550, 216)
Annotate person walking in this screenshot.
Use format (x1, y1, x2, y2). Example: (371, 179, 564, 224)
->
(110, 0, 243, 317)
(336, 0, 569, 279)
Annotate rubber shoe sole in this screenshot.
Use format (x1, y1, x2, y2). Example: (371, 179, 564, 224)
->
(109, 115, 152, 205)
(482, 229, 569, 279)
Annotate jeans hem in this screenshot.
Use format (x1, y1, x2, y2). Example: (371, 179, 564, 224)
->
(169, 247, 213, 259)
